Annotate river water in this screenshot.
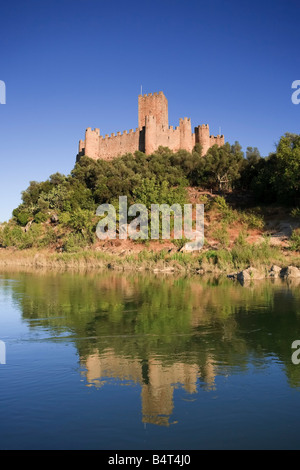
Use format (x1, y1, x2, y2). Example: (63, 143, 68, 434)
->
(0, 269, 300, 449)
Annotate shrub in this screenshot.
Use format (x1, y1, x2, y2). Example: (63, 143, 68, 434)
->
(200, 250, 219, 265)
(212, 225, 230, 247)
(239, 211, 264, 230)
(16, 211, 31, 227)
(62, 233, 90, 253)
(231, 236, 281, 269)
(213, 196, 238, 223)
(291, 208, 300, 219)
(34, 211, 48, 224)
(290, 228, 300, 251)
(37, 226, 58, 248)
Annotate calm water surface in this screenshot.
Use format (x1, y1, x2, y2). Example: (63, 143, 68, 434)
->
(1, 269, 300, 449)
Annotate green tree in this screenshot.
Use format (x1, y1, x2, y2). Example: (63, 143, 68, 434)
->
(201, 142, 244, 191)
(274, 133, 300, 203)
(251, 133, 300, 204)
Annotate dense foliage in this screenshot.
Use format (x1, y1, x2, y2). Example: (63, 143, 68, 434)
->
(1, 132, 299, 251)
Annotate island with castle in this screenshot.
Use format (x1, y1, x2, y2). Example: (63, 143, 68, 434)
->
(77, 91, 224, 161)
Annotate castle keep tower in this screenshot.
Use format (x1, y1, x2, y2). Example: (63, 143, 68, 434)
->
(138, 91, 168, 129)
(78, 92, 224, 161)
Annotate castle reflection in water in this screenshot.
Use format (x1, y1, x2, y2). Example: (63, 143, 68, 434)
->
(81, 349, 216, 426)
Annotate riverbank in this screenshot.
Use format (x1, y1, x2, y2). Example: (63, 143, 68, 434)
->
(0, 243, 299, 278)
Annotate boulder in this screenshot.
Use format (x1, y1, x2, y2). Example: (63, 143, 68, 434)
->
(268, 265, 282, 278)
(227, 273, 237, 280)
(51, 213, 59, 224)
(180, 238, 203, 252)
(280, 266, 300, 279)
(237, 267, 265, 283)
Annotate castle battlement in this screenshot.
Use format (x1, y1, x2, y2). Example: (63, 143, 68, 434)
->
(77, 92, 224, 161)
(139, 91, 164, 98)
(95, 127, 143, 141)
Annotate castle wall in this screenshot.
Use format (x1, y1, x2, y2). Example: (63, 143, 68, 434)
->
(97, 128, 143, 161)
(155, 124, 181, 150)
(145, 118, 195, 153)
(82, 126, 144, 161)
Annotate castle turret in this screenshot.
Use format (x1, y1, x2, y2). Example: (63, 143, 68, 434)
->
(195, 124, 210, 155)
(85, 127, 100, 160)
(145, 115, 157, 154)
(179, 117, 193, 152)
(79, 139, 85, 153)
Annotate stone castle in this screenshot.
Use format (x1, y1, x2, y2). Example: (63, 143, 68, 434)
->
(78, 91, 224, 161)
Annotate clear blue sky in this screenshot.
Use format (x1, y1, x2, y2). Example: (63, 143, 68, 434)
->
(0, 0, 299, 221)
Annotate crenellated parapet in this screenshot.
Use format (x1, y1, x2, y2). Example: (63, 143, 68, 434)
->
(209, 134, 225, 145)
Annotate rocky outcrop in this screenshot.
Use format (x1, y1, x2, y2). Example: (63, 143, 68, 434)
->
(228, 264, 300, 285)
